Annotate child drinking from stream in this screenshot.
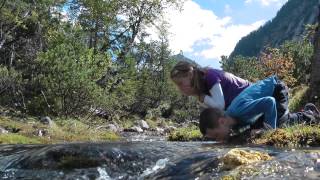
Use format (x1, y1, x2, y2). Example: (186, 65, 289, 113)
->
(170, 61, 251, 110)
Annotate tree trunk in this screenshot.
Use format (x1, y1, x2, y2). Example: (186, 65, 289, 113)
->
(310, 3, 320, 104)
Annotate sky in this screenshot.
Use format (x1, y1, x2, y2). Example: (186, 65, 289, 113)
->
(157, 0, 288, 69)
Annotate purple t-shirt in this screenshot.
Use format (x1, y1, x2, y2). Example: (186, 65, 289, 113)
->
(204, 69, 251, 108)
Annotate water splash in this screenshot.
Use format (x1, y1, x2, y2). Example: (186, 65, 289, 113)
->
(96, 167, 112, 180)
(140, 158, 169, 177)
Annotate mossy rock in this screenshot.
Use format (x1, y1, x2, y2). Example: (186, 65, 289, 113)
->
(167, 126, 202, 141)
(254, 125, 320, 147)
(221, 148, 272, 170)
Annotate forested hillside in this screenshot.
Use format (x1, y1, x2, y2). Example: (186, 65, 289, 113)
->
(230, 0, 318, 58)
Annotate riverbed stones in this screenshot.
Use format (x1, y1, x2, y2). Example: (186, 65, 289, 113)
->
(221, 148, 272, 170)
(124, 126, 143, 133)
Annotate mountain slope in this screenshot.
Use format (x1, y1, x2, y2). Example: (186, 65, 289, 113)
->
(230, 0, 318, 58)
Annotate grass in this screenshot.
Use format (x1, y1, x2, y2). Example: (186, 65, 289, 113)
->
(288, 85, 309, 112)
(0, 134, 42, 144)
(0, 116, 120, 144)
(254, 125, 320, 147)
(167, 125, 202, 141)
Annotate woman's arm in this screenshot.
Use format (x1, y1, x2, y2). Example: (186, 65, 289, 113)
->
(201, 83, 225, 110)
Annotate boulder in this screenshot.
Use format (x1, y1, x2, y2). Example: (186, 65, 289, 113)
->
(40, 116, 54, 126)
(138, 120, 149, 130)
(0, 127, 8, 134)
(106, 124, 119, 132)
(221, 148, 272, 170)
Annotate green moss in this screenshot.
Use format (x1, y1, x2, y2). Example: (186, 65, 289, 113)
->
(288, 85, 309, 112)
(254, 125, 320, 147)
(167, 125, 202, 141)
(0, 134, 42, 144)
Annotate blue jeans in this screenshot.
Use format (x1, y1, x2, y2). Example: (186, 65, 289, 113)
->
(252, 78, 315, 129)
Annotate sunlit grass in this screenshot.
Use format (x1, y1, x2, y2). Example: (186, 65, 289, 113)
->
(288, 85, 309, 112)
(254, 124, 320, 147)
(0, 116, 119, 144)
(167, 125, 202, 141)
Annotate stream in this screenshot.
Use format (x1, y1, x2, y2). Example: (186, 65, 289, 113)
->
(0, 134, 319, 179)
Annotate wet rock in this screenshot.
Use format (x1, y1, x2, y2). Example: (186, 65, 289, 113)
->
(221, 148, 272, 170)
(0, 127, 9, 134)
(138, 120, 149, 130)
(40, 116, 54, 126)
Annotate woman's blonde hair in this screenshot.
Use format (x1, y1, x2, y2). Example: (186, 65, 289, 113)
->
(170, 61, 208, 96)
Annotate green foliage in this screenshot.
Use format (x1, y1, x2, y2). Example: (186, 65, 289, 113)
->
(34, 26, 110, 116)
(0, 0, 198, 125)
(0, 134, 42, 144)
(220, 55, 263, 82)
(0, 66, 24, 108)
(222, 39, 312, 87)
(280, 40, 313, 84)
(288, 85, 309, 112)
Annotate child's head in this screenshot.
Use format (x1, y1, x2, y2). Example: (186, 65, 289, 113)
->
(170, 61, 206, 96)
(199, 108, 233, 141)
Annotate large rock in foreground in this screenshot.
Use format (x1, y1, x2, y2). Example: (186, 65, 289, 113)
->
(221, 148, 272, 170)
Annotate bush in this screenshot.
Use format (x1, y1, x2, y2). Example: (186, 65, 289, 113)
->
(288, 85, 309, 112)
(0, 66, 25, 108)
(33, 28, 110, 116)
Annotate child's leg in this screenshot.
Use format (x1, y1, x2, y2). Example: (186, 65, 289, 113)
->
(278, 112, 317, 127)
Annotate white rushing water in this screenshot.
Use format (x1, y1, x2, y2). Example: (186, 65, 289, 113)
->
(140, 158, 170, 178)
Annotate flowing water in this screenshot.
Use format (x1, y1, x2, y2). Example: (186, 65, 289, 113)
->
(0, 134, 319, 179)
